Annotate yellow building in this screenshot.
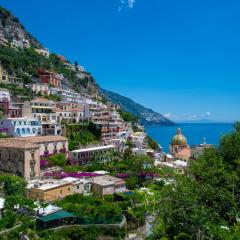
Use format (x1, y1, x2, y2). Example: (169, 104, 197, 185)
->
(26, 179, 73, 202)
(0, 64, 9, 83)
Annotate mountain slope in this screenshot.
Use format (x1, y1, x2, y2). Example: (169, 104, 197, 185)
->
(0, 6, 98, 95)
(0, 6, 174, 125)
(101, 89, 175, 126)
(0, 7, 42, 48)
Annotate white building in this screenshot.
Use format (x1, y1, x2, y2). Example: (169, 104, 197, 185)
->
(62, 177, 91, 194)
(0, 117, 42, 137)
(0, 90, 10, 101)
(11, 39, 23, 49)
(23, 98, 61, 135)
(35, 48, 50, 58)
(0, 197, 5, 219)
(69, 145, 116, 165)
(31, 84, 49, 95)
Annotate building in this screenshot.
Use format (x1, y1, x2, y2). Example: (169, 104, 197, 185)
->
(129, 132, 147, 149)
(69, 145, 116, 165)
(48, 87, 85, 103)
(0, 139, 40, 180)
(11, 38, 23, 49)
(38, 69, 61, 87)
(0, 64, 9, 83)
(31, 83, 49, 95)
(35, 48, 50, 58)
(15, 135, 68, 156)
(91, 175, 126, 196)
(24, 98, 61, 135)
(7, 105, 22, 118)
(62, 177, 91, 194)
(0, 117, 42, 137)
(174, 147, 192, 161)
(0, 90, 10, 102)
(26, 179, 73, 201)
(169, 128, 188, 155)
(54, 102, 90, 125)
(0, 197, 5, 219)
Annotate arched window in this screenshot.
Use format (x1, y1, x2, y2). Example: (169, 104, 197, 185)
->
(27, 128, 31, 134)
(21, 128, 26, 135)
(16, 128, 20, 135)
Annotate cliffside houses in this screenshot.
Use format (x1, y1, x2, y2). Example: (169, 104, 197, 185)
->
(38, 69, 62, 88)
(10, 38, 30, 49)
(0, 118, 42, 137)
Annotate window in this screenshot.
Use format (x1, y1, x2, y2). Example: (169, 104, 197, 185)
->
(16, 128, 20, 135)
(68, 188, 70, 191)
(77, 186, 79, 189)
(60, 190, 62, 194)
(21, 128, 26, 135)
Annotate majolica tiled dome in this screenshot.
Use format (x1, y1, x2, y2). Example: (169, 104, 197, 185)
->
(171, 128, 187, 146)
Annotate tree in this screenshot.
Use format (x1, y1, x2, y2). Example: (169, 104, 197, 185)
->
(147, 136, 159, 151)
(0, 175, 26, 196)
(48, 153, 66, 166)
(150, 123, 240, 239)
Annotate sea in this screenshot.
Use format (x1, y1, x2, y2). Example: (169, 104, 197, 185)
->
(145, 123, 234, 152)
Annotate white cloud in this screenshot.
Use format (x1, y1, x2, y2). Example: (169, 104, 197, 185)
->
(128, 0, 136, 8)
(118, 0, 136, 12)
(205, 111, 211, 117)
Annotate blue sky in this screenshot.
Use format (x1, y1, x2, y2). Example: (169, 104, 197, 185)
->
(1, 0, 240, 122)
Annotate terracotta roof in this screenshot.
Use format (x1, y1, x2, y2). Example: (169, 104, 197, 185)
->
(16, 135, 67, 143)
(69, 108, 83, 112)
(175, 148, 191, 158)
(31, 98, 52, 102)
(0, 139, 39, 149)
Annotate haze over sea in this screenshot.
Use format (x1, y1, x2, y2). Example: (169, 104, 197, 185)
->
(146, 123, 234, 153)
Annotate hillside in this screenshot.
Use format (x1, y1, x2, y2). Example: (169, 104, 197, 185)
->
(0, 7, 41, 48)
(101, 89, 175, 126)
(0, 6, 173, 126)
(0, 6, 98, 96)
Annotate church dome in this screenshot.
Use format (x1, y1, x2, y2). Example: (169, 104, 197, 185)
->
(171, 128, 187, 146)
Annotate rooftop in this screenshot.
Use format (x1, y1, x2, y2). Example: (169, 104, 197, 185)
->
(15, 135, 67, 143)
(27, 179, 71, 191)
(37, 210, 75, 222)
(92, 175, 125, 186)
(175, 147, 191, 158)
(71, 145, 115, 153)
(0, 139, 39, 149)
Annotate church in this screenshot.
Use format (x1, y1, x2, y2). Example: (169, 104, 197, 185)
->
(169, 128, 188, 155)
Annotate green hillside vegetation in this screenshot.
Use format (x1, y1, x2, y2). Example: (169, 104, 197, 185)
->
(0, 45, 97, 93)
(149, 122, 240, 239)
